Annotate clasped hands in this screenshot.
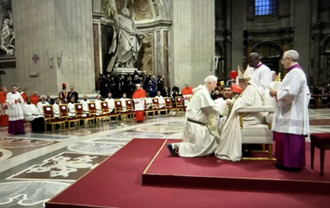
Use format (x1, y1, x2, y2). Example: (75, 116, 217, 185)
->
(269, 90, 277, 97)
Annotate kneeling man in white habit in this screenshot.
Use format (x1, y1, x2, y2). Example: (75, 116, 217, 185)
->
(167, 75, 225, 157)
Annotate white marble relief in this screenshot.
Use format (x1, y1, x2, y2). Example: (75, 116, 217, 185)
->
(0, 181, 70, 207)
(8, 154, 101, 179)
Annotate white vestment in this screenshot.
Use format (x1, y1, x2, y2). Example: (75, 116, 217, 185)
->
(174, 85, 223, 157)
(37, 101, 49, 115)
(80, 99, 90, 115)
(134, 98, 145, 111)
(248, 63, 273, 96)
(23, 103, 43, 121)
(215, 85, 264, 161)
(53, 103, 60, 118)
(105, 98, 115, 112)
(120, 98, 128, 112)
(272, 67, 310, 135)
(7, 92, 25, 121)
(68, 102, 76, 117)
(145, 97, 152, 109)
(156, 95, 165, 108)
(95, 100, 102, 115)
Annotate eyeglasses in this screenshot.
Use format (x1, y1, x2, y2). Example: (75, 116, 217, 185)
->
(281, 58, 289, 62)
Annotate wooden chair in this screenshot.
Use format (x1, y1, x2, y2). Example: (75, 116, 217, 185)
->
(152, 98, 167, 116)
(100, 101, 119, 123)
(125, 99, 135, 120)
(59, 104, 81, 130)
(43, 105, 66, 133)
(144, 98, 156, 118)
(88, 102, 107, 124)
(114, 99, 131, 121)
(310, 133, 330, 176)
(74, 103, 95, 128)
(164, 97, 183, 116)
(175, 96, 185, 112)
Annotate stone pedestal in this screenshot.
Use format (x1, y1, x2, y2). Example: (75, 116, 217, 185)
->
(112, 68, 138, 74)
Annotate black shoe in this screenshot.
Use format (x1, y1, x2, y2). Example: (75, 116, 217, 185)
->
(167, 144, 177, 156)
(276, 164, 284, 170)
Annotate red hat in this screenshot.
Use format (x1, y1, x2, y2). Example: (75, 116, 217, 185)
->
(231, 84, 242, 94)
(62, 83, 67, 87)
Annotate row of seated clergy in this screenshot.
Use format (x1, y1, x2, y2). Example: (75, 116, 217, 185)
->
(23, 99, 45, 133)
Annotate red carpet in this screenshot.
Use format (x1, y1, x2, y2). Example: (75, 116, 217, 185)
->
(143, 141, 330, 194)
(47, 139, 330, 208)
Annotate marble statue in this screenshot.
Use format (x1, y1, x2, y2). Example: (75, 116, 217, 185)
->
(0, 11, 15, 55)
(104, 0, 146, 72)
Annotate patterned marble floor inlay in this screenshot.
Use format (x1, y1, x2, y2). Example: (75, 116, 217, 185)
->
(7, 152, 108, 181)
(134, 125, 183, 133)
(0, 181, 70, 207)
(0, 138, 54, 148)
(0, 149, 13, 162)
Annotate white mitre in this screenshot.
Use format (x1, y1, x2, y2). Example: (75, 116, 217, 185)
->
(238, 66, 252, 84)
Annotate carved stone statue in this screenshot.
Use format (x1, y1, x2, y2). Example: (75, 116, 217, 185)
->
(0, 10, 15, 56)
(104, 0, 146, 72)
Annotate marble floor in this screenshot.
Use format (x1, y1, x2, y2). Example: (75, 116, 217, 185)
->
(0, 109, 330, 208)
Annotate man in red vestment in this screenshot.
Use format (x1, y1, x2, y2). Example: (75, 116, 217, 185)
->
(0, 87, 9, 126)
(182, 83, 194, 110)
(21, 88, 28, 102)
(133, 84, 146, 122)
(30, 91, 40, 106)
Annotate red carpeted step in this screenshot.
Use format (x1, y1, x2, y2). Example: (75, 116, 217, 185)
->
(47, 139, 330, 208)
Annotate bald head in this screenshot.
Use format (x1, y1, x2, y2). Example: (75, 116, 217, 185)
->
(249, 52, 261, 68)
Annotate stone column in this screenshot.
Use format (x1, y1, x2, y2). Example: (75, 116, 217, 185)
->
(293, 0, 312, 79)
(12, 0, 95, 95)
(171, 0, 215, 89)
(231, 0, 246, 69)
(312, 34, 321, 85)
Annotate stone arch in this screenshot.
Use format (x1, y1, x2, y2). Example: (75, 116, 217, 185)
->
(215, 41, 225, 79)
(319, 35, 330, 84)
(252, 41, 283, 73)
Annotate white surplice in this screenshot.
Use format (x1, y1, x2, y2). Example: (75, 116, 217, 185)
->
(272, 68, 310, 135)
(215, 84, 264, 161)
(105, 98, 115, 112)
(248, 63, 273, 96)
(7, 92, 25, 121)
(80, 99, 90, 115)
(173, 85, 223, 157)
(95, 100, 102, 115)
(53, 103, 60, 118)
(120, 98, 128, 112)
(37, 101, 49, 115)
(23, 103, 43, 121)
(145, 97, 152, 109)
(155, 95, 165, 108)
(67, 102, 76, 117)
(133, 98, 145, 111)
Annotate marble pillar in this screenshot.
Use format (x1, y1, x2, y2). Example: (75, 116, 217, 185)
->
(172, 0, 215, 89)
(293, 0, 312, 79)
(312, 34, 321, 85)
(231, 0, 246, 69)
(12, 0, 95, 95)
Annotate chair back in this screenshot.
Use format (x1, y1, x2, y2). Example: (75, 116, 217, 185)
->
(152, 98, 160, 109)
(175, 97, 184, 107)
(59, 104, 69, 118)
(43, 105, 54, 119)
(101, 101, 109, 113)
(114, 99, 123, 112)
(75, 103, 84, 117)
(126, 99, 134, 111)
(164, 97, 172, 108)
(88, 102, 97, 115)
